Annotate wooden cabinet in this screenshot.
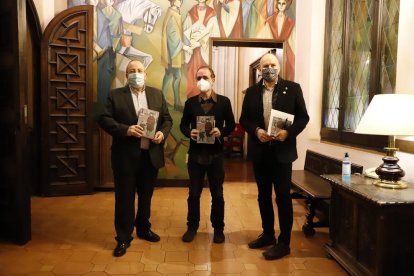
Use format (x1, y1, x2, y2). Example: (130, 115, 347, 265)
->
(321, 174, 414, 276)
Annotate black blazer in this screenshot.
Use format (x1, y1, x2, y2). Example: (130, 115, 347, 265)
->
(98, 85, 172, 169)
(180, 93, 236, 155)
(239, 78, 309, 163)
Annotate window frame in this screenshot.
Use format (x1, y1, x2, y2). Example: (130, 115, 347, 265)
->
(321, 0, 390, 152)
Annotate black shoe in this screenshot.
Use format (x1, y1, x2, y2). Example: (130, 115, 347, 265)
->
(262, 243, 290, 260)
(182, 228, 197, 243)
(113, 241, 130, 257)
(213, 230, 225, 244)
(137, 229, 160, 242)
(248, 233, 276, 249)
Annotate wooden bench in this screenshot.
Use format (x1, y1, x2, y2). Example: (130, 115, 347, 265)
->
(291, 150, 363, 236)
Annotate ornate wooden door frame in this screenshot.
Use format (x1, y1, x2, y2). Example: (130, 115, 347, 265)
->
(41, 5, 94, 196)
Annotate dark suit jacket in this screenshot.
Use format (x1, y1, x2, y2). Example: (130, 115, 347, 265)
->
(98, 85, 172, 169)
(239, 78, 309, 163)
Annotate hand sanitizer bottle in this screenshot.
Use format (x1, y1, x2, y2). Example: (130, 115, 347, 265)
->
(342, 152, 351, 181)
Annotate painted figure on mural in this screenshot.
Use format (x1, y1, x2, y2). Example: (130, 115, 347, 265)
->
(114, 0, 162, 68)
(212, 0, 243, 38)
(183, 0, 220, 98)
(161, 0, 192, 112)
(265, 0, 295, 80)
(243, 0, 268, 38)
(87, 0, 121, 103)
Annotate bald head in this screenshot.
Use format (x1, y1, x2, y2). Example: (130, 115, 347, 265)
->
(260, 53, 280, 71)
(260, 53, 280, 84)
(126, 60, 146, 75)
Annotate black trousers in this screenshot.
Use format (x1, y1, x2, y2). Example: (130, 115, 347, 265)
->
(112, 150, 158, 243)
(253, 152, 293, 245)
(186, 155, 225, 231)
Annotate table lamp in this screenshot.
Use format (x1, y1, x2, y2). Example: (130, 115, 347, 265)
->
(355, 94, 414, 189)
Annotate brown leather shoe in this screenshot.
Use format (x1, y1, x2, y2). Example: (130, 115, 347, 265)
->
(262, 243, 290, 260)
(248, 233, 276, 249)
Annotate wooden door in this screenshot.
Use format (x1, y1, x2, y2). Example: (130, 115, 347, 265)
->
(40, 5, 94, 196)
(0, 0, 31, 244)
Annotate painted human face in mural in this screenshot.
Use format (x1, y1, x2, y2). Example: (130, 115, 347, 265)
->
(277, 0, 288, 12)
(173, 0, 183, 9)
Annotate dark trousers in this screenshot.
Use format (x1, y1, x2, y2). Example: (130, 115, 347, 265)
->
(186, 155, 225, 231)
(253, 153, 293, 245)
(112, 150, 158, 243)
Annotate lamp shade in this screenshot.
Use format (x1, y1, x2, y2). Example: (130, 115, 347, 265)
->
(355, 94, 414, 136)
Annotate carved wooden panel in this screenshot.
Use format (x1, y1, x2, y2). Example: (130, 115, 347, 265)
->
(41, 5, 93, 196)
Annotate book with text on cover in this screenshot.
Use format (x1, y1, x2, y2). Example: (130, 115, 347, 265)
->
(137, 108, 159, 139)
(267, 109, 294, 136)
(196, 115, 215, 144)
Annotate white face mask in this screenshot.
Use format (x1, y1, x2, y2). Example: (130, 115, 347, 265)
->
(127, 73, 145, 88)
(197, 79, 211, 92)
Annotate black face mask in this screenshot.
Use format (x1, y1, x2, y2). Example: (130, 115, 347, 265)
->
(262, 68, 278, 82)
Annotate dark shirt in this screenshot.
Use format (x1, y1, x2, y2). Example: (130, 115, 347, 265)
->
(180, 92, 235, 165)
(198, 91, 218, 114)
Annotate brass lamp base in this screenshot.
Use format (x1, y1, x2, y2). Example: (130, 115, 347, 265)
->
(375, 155, 407, 189)
(373, 179, 407, 189)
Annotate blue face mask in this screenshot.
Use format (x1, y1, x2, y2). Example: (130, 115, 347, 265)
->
(128, 73, 145, 88)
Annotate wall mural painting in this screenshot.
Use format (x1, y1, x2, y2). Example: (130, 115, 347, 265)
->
(69, 0, 296, 180)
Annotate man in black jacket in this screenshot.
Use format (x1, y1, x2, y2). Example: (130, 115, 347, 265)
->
(180, 66, 235, 243)
(98, 60, 172, 257)
(240, 53, 309, 260)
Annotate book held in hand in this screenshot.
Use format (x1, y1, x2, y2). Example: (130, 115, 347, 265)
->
(196, 115, 215, 144)
(137, 108, 159, 139)
(267, 109, 294, 136)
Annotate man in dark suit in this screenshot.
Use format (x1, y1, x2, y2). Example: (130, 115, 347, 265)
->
(240, 53, 309, 260)
(180, 66, 235, 243)
(98, 60, 172, 257)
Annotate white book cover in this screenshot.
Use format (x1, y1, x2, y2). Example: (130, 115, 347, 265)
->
(196, 115, 215, 144)
(267, 109, 294, 136)
(137, 108, 159, 139)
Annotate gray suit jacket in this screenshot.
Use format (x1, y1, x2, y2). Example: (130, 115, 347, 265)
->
(98, 85, 172, 169)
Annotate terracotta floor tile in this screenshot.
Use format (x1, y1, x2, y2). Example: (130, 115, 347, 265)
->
(241, 270, 269, 276)
(52, 261, 93, 274)
(143, 263, 158, 271)
(209, 260, 245, 274)
(1, 180, 346, 275)
(105, 261, 144, 274)
(165, 251, 189, 262)
(157, 262, 194, 274)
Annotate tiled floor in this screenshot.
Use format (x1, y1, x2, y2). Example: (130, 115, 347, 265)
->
(0, 182, 346, 275)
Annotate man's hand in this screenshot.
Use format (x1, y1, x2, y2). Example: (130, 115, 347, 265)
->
(256, 128, 272, 143)
(272, 129, 288, 142)
(190, 129, 199, 141)
(210, 127, 221, 138)
(127, 125, 144, 138)
(152, 131, 164, 144)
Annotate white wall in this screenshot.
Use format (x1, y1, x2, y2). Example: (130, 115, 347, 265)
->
(295, 0, 414, 182)
(33, 0, 67, 30)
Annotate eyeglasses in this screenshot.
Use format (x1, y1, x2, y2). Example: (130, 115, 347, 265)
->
(196, 76, 210, 81)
